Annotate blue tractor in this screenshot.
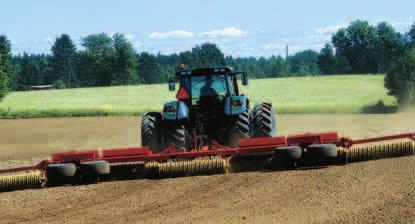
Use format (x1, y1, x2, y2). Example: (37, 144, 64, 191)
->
(141, 66, 277, 152)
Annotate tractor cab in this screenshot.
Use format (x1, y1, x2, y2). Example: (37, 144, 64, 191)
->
(141, 66, 275, 153)
(163, 67, 250, 149)
(169, 66, 248, 107)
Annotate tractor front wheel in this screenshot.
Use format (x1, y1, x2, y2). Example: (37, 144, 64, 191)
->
(163, 123, 189, 152)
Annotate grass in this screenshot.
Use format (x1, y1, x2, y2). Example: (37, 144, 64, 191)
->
(0, 74, 400, 118)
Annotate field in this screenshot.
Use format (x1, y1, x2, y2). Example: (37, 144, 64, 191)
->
(0, 114, 415, 223)
(0, 75, 397, 118)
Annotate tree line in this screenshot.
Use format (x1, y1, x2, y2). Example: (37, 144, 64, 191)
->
(0, 19, 414, 106)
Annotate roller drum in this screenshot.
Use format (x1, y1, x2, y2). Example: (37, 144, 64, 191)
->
(144, 158, 228, 178)
(339, 141, 415, 163)
(0, 171, 44, 192)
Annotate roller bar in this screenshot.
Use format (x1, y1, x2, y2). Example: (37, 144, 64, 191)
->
(0, 131, 414, 176)
(345, 132, 415, 146)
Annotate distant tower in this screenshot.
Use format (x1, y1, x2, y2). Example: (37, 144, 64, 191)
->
(285, 45, 289, 59)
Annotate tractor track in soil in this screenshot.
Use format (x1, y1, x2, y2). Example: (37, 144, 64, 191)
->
(0, 114, 414, 223)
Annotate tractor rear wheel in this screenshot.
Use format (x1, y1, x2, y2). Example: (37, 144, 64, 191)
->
(252, 103, 276, 137)
(228, 110, 250, 147)
(163, 123, 188, 152)
(141, 112, 162, 153)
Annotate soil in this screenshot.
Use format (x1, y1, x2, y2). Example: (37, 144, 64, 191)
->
(0, 114, 414, 223)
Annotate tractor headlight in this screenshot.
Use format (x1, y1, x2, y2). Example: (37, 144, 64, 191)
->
(232, 100, 243, 107)
(166, 106, 177, 112)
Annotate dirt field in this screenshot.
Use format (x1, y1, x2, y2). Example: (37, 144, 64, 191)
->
(0, 114, 414, 223)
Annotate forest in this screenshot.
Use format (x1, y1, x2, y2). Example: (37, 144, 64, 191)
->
(0, 20, 414, 92)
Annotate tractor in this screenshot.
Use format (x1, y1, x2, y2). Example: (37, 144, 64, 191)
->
(141, 66, 277, 152)
(1, 68, 415, 191)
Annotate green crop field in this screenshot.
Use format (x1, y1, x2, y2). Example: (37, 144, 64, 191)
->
(0, 75, 398, 118)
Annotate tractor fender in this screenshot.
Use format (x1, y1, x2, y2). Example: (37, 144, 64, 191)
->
(163, 101, 189, 121)
(224, 96, 248, 115)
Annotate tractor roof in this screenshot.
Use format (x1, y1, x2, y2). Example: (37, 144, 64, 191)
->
(175, 66, 234, 77)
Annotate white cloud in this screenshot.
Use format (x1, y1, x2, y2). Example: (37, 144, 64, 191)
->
(304, 34, 331, 42)
(133, 41, 141, 49)
(260, 33, 330, 51)
(125, 34, 134, 41)
(149, 30, 194, 39)
(199, 27, 247, 38)
(390, 20, 414, 32)
(124, 33, 135, 41)
(391, 21, 412, 27)
(43, 32, 67, 44)
(43, 36, 55, 44)
(314, 19, 414, 35)
(314, 24, 346, 34)
(260, 43, 284, 51)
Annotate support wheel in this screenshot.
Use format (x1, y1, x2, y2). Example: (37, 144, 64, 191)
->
(274, 146, 302, 160)
(80, 160, 110, 183)
(252, 103, 277, 137)
(307, 144, 338, 158)
(141, 112, 163, 153)
(305, 144, 338, 165)
(46, 163, 77, 187)
(271, 146, 302, 169)
(228, 110, 250, 147)
(163, 123, 188, 152)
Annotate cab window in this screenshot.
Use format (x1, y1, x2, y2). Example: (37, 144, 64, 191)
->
(190, 75, 230, 104)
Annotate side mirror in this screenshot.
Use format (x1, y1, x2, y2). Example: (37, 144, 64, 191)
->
(168, 79, 176, 91)
(241, 73, 248, 86)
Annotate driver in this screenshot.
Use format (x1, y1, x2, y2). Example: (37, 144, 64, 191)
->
(198, 76, 220, 113)
(200, 76, 218, 96)
(198, 76, 221, 140)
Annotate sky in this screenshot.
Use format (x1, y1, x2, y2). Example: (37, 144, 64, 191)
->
(1, 0, 414, 57)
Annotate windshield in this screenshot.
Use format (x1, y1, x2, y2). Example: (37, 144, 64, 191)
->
(191, 75, 229, 103)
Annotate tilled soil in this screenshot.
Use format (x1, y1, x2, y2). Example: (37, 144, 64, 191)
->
(0, 114, 414, 223)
